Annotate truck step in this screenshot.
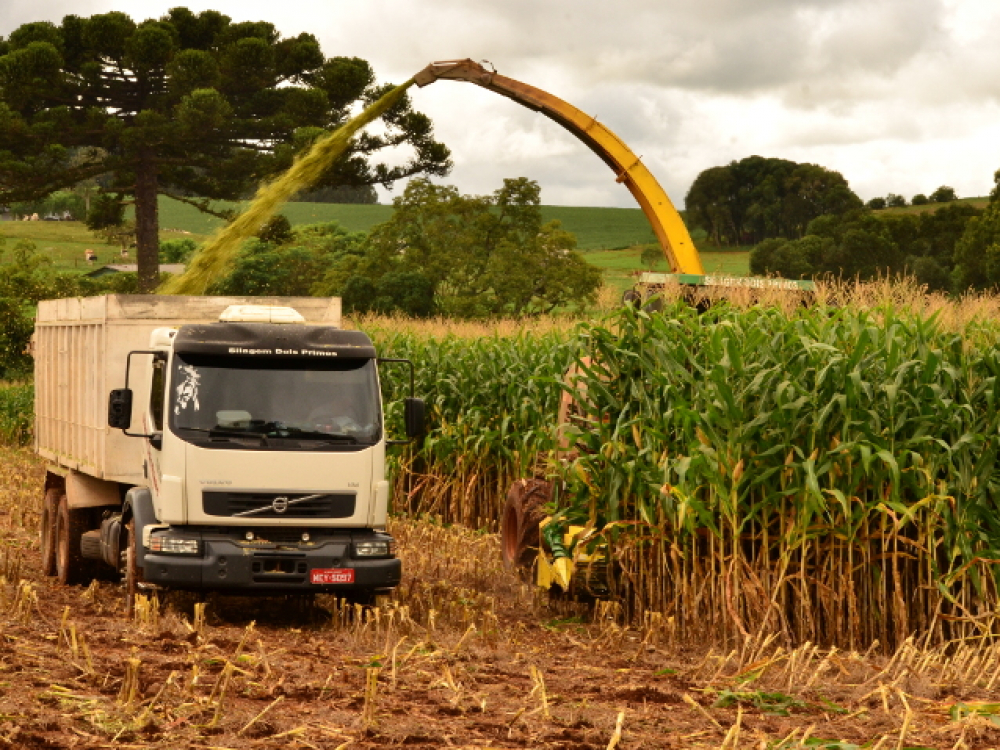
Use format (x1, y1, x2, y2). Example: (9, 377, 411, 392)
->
(80, 530, 103, 560)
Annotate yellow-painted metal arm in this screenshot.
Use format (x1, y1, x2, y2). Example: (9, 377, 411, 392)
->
(415, 59, 705, 275)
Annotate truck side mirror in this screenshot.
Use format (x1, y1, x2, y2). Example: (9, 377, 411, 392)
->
(404, 397, 425, 439)
(108, 389, 133, 430)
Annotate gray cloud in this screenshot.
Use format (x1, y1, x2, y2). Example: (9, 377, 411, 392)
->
(2, 0, 999, 207)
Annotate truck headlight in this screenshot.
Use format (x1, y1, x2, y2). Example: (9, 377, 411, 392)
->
(353, 539, 395, 558)
(149, 535, 200, 555)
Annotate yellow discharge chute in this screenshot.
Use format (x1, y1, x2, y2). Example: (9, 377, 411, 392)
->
(414, 59, 705, 276)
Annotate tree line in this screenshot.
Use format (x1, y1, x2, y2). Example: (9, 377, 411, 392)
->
(749, 201, 980, 292)
(867, 186, 958, 210)
(686, 155, 1000, 294)
(206, 177, 601, 318)
(745, 171, 1000, 293)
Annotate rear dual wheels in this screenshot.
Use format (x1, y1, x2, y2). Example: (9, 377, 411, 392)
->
(40, 488, 60, 576)
(54, 497, 97, 586)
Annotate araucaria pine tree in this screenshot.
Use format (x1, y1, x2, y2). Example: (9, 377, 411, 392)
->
(0, 9, 451, 290)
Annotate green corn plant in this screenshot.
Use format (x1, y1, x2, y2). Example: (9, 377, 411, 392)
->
(551, 299, 1000, 649)
(373, 325, 575, 529)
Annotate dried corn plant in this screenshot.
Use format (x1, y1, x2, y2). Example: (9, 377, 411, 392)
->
(361, 666, 380, 729)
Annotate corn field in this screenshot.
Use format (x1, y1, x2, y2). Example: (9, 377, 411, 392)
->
(555, 298, 1000, 650)
(8, 285, 1000, 649)
(371, 322, 572, 529)
(371, 286, 1000, 650)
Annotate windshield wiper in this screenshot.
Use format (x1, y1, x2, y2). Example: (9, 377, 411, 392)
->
(180, 427, 269, 445)
(250, 423, 358, 443)
(269, 426, 360, 444)
(180, 424, 359, 446)
(308, 433, 360, 444)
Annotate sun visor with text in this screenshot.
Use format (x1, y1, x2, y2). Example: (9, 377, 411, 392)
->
(172, 323, 376, 359)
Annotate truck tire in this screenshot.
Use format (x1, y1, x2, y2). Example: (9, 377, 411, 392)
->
(40, 488, 60, 576)
(501, 479, 551, 572)
(55, 496, 95, 586)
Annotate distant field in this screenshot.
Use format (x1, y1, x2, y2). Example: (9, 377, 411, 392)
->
(5, 194, 987, 281)
(156, 198, 394, 235)
(0, 200, 737, 287)
(0, 220, 207, 272)
(541, 206, 657, 250)
(0, 221, 189, 272)
(0, 221, 96, 271)
(877, 196, 988, 216)
(156, 197, 657, 251)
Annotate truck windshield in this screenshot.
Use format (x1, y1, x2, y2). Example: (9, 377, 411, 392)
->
(169, 353, 381, 450)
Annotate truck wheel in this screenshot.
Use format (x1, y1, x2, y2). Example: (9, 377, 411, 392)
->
(40, 488, 60, 576)
(55, 497, 94, 586)
(501, 479, 551, 572)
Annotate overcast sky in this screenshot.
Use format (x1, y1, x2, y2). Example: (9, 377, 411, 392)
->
(3, 0, 999, 208)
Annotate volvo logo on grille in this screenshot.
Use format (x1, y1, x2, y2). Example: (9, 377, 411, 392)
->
(272, 496, 290, 514)
(229, 492, 328, 518)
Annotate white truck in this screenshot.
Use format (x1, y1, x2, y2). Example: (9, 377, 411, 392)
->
(34, 294, 423, 612)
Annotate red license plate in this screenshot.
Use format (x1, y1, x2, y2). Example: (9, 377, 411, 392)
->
(310, 568, 355, 585)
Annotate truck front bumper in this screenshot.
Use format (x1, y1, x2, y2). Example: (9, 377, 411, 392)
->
(139, 528, 401, 594)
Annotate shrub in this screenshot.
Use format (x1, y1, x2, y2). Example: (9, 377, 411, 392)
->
(0, 383, 32, 446)
(0, 298, 34, 380)
(160, 238, 197, 263)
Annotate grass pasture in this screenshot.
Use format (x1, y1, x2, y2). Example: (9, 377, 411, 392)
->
(0, 202, 740, 291)
(155, 197, 660, 250)
(876, 196, 989, 216)
(0, 220, 206, 272)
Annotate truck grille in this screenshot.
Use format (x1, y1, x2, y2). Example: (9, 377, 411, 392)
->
(202, 491, 356, 519)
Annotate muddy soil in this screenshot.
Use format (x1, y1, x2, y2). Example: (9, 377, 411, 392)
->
(0, 449, 995, 749)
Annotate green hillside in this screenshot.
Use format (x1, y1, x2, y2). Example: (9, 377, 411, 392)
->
(156, 198, 394, 235)
(876, 197, 988, 216)
(155, 197, 657, 251)
(540, 206, 657, 250)
(0, 199, 732, 287)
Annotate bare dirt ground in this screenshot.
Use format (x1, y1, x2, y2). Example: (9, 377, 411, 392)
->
(0, 448, 999, 749)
